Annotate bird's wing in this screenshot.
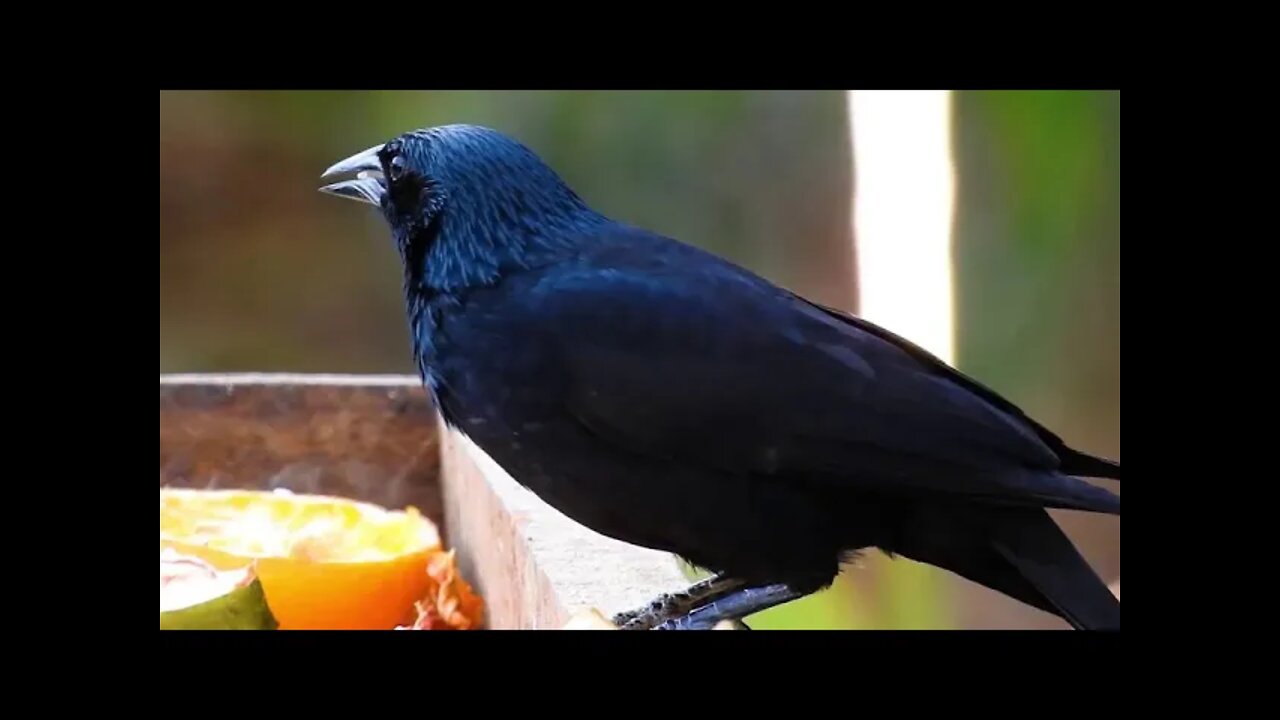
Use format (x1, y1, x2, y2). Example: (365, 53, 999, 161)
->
(794, 297, 1121, 481)
(523, 238, 1116, 512)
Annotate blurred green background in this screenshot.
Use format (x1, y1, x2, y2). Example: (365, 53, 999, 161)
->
(159, 90, 1119, 629)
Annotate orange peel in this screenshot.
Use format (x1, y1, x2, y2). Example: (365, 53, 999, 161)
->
(160, 487, 482, 630)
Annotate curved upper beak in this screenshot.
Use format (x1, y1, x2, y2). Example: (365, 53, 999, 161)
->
(319, 143, 387, 207)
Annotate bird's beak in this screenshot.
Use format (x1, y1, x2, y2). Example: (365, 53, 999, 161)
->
(319, 143, 387, 207)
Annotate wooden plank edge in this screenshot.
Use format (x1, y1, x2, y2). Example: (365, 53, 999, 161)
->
(438, 415, 689, 629)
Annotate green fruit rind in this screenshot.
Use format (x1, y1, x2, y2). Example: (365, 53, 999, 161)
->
(161, 552, 278, 630)
(160, 574, 279, 630)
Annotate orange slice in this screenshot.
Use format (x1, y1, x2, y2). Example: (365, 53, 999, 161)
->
(159, 487, 478, 630)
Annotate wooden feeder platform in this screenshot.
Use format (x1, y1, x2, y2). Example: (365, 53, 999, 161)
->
(159, 373, 688, 629)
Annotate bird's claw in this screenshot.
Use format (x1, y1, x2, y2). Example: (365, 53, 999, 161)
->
(612, 574, 745, 630)
(654, 614, 752, 630)
(612, 592, 683, 629)
(653, 583, 802, 630)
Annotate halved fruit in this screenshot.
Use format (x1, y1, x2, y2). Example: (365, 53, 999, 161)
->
(161, 549, 278, 630)
(160, 488, 480, 630)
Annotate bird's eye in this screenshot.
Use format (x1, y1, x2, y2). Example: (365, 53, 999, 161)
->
(389, 155, 407, 181)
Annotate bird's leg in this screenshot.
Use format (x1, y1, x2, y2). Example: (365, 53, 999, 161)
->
(612, 574, 746, 630)
(652, 583, 805, 630)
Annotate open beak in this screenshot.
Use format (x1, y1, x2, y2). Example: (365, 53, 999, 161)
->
(319, 143, 387, 207)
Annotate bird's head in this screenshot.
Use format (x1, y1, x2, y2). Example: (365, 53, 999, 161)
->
(320, 124, 607, 292)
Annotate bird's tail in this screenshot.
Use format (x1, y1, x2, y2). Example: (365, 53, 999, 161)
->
(892, 506, 1120, 630)
(1058, 449, 1121, 481)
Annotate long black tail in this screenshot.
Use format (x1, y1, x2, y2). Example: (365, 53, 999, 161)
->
(1059, 449, 1121, 481)
(986, 510, 1120, 629)
(893, 506, 1120, 630)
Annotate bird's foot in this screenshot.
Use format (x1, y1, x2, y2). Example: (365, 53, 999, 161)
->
(613, 574, 744, 630)
(653, 583, 804, 630)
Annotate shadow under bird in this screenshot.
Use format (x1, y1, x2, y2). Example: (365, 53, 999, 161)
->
(319, 124, 1121, 630)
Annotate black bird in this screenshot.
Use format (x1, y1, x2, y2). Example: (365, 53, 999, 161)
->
(319, 124, 1120, 630)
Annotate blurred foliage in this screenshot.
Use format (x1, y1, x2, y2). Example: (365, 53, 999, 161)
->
(159, 90, 1118, 629)
(947, 90, 1120, 628)
(954, 91, 1120, 418)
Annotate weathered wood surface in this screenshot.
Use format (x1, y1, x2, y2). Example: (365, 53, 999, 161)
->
(159, 374, 444, 530)
(159, 373, 687, 629)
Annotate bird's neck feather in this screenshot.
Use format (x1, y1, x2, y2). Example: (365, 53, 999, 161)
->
(400, 191, 610, 296)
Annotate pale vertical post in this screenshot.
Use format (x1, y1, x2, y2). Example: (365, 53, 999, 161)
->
(847, 90, 956, 362)
(844, 90, 957, 628)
